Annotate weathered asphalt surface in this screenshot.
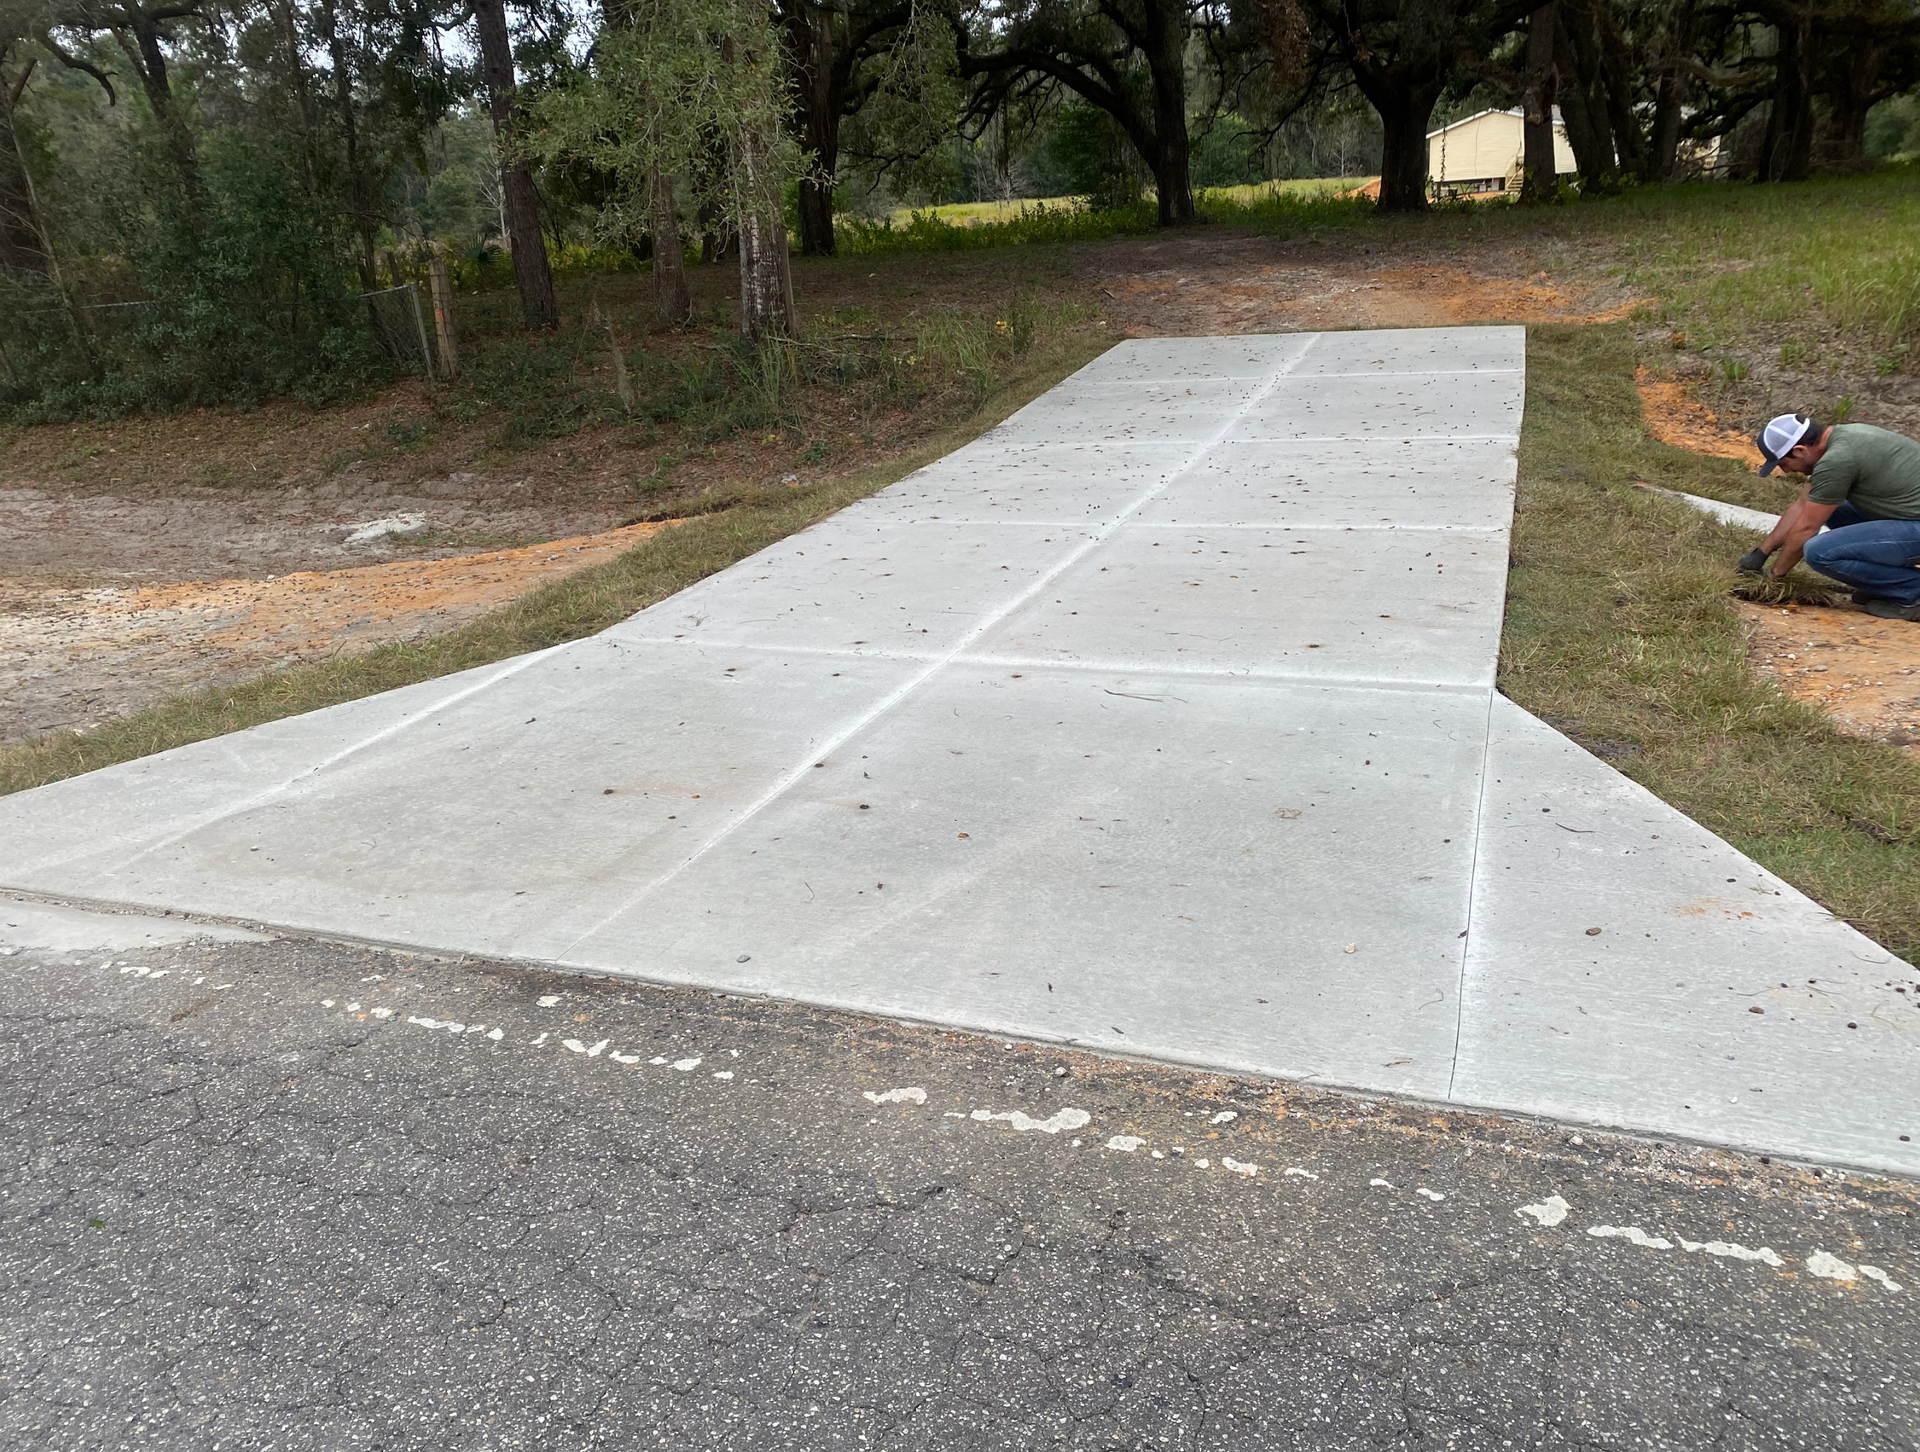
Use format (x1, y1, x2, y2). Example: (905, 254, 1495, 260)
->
(3, 929, 1916, 1451)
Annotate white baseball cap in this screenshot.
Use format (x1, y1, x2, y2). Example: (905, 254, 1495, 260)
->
(1755, 413, 1812, 476)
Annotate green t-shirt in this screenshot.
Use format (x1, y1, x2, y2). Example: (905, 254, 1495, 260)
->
(1808, 424, 1920, 520)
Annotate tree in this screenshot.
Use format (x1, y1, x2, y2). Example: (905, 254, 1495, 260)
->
(0, 34, 51, 274)
(476, 0, 559, 327)
(529, 0, 800, 339)
(778, 0, 911, 256)
(957, 0, 1206, 226)
(1302, 0, 1534, 210)
(1518, 0, 1559, 201)
(1681, 0, 1919, 181)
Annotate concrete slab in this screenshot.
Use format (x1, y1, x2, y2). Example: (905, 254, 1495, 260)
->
(1231, 373, 1525, 445)
(0, 651, 571, 886)
(0, 640, 927, 961)
(606, 518, 1090, 656)
(1140, 438, 1517, 532)
(854, 442, 1193, 525)
(3, 323, 1914, 1175)
(1454, 696, 1916, 1174)
(563, 667, 1490, 1099)
(0, 895, 268, 952)
(968, 525, 1509, 685)
(984, 377, 1272, 446)
(1068, 333, 1315, 382)
(1291, 327, 1529, 376)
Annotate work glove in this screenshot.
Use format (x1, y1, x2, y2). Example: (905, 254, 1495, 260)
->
(1736, 547, 1772, 577)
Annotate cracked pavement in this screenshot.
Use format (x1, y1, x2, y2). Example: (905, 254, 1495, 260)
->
(3, 926, 1917, 1450)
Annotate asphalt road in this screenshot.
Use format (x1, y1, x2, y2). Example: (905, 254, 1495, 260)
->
(3, 927, 1916, 1450)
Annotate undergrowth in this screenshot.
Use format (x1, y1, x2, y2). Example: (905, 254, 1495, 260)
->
(442, 287, 1095, 448)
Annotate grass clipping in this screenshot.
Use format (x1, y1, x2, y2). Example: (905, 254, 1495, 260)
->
(1509, 324, 1920, 963)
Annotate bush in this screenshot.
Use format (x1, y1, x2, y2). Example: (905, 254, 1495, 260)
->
(0, 130, 405, 422)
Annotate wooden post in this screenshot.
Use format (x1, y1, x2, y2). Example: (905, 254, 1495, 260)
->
(427, 258, 459, 379)
(406, 282, 434, 381)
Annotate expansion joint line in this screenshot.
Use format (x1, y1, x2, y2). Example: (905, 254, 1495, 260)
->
(1444, 681, 1501, 1103)
(555, 334, 1328, 955)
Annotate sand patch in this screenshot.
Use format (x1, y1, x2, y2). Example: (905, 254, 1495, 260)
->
(1738, 601, 1920, 758)
(1, 520, 676, 745)
(1635, 368, 1755, 461)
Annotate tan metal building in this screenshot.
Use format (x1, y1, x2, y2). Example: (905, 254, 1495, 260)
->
(1426, 108, 1576, 195)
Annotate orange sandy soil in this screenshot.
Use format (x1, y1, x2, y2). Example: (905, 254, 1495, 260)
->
(1628, 372, 1920, 756)
(1633, 366, 1756, 460)
(0, 522, 672, 746)
(1741, 604, 1920, 756)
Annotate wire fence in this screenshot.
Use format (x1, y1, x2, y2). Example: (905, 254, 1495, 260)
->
(62, 282, 448, 377)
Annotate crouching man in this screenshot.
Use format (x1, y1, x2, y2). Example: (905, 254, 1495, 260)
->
(1739, 414, 1920, 620)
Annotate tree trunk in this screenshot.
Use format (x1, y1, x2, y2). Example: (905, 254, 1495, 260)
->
(797, 171, 836, 257)
(475, 0, 559, 328)
(1594, 2, 1647, 179)
(1142, 0, 1195, 225)
(784, 1, 840, 255)
(733, 116, 796, 343)
(0, 65, 47, 274)
(320, 6, 380, 292)
(1354, 70, 1440, 212)
(121, 11, 202, 206)
(1643, 0, 1695, 180)
(0, 61, 87, 360)
(1552, 3, 1615, 189)
(1813, 37, 1882, 171)
(1520, 0, 1561, 203)
(648, 169, 691, 327)
(1757, 4, 1814, 182)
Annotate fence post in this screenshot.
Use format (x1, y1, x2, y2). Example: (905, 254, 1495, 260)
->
(427, 260, 459, 380)
(406, 282, 435, 381)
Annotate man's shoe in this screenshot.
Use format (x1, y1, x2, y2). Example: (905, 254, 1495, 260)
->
(1861, 596, 1920, 622)
(1852, 589, 1887, 605)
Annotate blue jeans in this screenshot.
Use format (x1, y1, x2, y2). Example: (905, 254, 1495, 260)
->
(1801, 504, 1920, 606)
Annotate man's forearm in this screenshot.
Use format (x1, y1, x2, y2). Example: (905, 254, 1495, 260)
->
(1762, 499, 1806, 554)
(1770, 524, 1822, 576)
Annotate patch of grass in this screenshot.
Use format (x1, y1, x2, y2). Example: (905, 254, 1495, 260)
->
(0, 330, 1107, 798)
(1507, 323, 1920, 962)
(839, 201, 1162, 256)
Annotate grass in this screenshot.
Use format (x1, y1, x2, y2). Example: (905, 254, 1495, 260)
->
(883, 177, 1368, 227)
(1506, 323, 1920, 963)
(841, 181, 1381, 256)
(0, 327, 1106, 797)
(852, 165, 1920, 388)
(436, 263, 1098, 451)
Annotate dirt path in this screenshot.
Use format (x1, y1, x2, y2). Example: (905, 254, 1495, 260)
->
(2, 522, 671, 745)
(1073, 231, 1641, 336)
